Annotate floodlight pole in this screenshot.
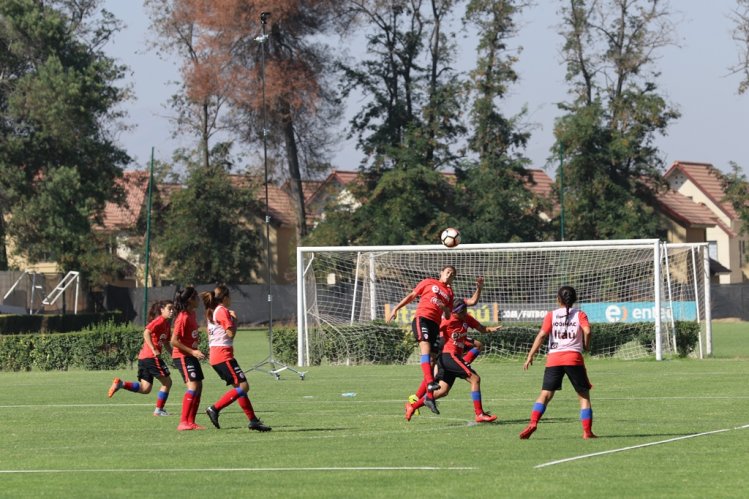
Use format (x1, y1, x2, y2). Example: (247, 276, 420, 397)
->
(249, 11, 306, 381)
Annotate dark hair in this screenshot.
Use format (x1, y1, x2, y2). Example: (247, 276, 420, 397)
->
(214, 284, 230, 303)
(200, 291, 216, 323)
(173, 286, 197, 313)
(147, 300, 172, 322)
(557, 285, 578, 321)
(200, 284, 230, 323)
(452, 300, 467, 314)
(441, 264, 456, 273)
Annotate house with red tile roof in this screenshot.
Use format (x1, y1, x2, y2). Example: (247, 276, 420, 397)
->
(664, 161, 746, 283)
(37, 163, 739, 288)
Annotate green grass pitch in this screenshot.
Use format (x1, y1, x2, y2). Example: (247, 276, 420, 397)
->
(1, 322, 748, 498)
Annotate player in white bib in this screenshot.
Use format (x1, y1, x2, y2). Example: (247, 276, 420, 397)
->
(519, 285, 596, 439)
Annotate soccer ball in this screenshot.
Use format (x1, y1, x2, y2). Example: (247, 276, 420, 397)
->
(440, 227, 461, 248)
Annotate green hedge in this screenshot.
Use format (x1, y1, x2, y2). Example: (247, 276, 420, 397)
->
(0, 320, 142, 371)
(273, 321, 414, 366)
(0, 311, 126, 335)
(274, 321, 702, 365)
(0, 319, 212, 372)
(478, 321, 700, 358)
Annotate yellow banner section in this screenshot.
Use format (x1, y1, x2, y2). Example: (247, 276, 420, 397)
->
(384, 303, 500, 325)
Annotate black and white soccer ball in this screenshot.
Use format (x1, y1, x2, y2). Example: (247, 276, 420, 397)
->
(440, 227, 461, 248)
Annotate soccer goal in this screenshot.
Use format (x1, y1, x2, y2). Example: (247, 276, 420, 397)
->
(296, 239, 711, 366)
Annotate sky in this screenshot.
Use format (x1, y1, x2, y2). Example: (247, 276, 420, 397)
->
(102, 1, 749, 176)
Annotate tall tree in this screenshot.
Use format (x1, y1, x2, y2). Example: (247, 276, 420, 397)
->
(0, 0, 129, 280)
(731, 0, 749, 94)
(720, 162, 749, 261)
(456, 0, 550, 243)
(339, 0, 464, 171)
(147, 1, 341, 244)
(553, 0, 679, 240)
(146, 0, 232, 171)
(157, 143, 263, 284)
(307, 1, 464, 247)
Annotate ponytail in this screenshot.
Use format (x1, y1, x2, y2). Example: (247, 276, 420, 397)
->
(173, 286, 197, 313)
(147, 300, 171, 322)
(200, 291, 217, 323)
(557, 285, 578, 324)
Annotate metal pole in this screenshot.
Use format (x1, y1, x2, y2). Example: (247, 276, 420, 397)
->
(143, 147, 155, 322)
(559, 143, 565, 241)
(250, 11, 306, 380)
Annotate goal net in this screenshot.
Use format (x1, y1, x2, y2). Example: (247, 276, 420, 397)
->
(296, 240, 711, 366)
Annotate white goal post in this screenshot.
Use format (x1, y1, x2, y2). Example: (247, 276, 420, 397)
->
(296, 239, 711, 366)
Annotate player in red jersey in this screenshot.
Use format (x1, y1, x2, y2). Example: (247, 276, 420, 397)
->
(201, 285, 271, 432)
(404, 300, 501, 422)
(171, 286, 206, 431)
(388, 268, 482, 415)
(519, 285, 596, 439)
(108, 300, 174, 416)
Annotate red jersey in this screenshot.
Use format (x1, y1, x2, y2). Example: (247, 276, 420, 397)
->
(440, 314, 481, 355)
(540, 307, 590, 367)
(138, 315, 171, 360)
(171, 310, 200, 359)
(208, 305, 235, 365)
(412, 278, 454, 323)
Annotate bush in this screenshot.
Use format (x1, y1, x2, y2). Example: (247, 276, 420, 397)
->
(273, 321, 414, 365)
(0, 320, 143, 371)
(73, 320, 143, 370)
(0, 335, 35, 371)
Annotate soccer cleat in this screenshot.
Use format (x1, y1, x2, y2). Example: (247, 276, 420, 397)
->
(190, 423, 206, 430)
(107, 377, 121, 398)
(519, 424, 537, 439)
(153, 409, 170, 417)
(423, 396, 440, 415)
(177, 422, 194, 431)
(583, 431, 598, 439)
(405, 402, 416, 422)
(248, 418, 272, 432)
(475, 412, 497, 423)
(408, 394, 420, 416)
(427, 381, 440, 392)
(205, 405, 221, 429)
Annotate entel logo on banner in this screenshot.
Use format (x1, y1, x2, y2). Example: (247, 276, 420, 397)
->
(588, 301, 697, 323)
(605, 304, 629, 322)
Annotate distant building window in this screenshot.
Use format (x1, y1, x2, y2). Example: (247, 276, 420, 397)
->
(708, 241, 717, 260)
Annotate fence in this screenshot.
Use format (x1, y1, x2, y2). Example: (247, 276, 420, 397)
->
(1, 270, 745, 325)
(105, 283, 297, 326)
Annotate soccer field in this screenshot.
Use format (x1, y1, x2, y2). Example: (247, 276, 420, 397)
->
(1, 323, 748, 498)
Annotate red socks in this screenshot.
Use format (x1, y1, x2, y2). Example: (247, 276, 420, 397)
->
(237, 395, 256, 420)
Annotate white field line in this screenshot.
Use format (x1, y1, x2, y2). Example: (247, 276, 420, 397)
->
(0, 466, 476, 474)
(535, 423, 749, 469)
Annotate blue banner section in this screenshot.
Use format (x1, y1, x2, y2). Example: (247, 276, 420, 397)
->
(583, 301, 697, 323)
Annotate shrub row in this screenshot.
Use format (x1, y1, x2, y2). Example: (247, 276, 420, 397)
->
(272, 321, 702, 365)
(272, 321, 413, 366)
(0, 320, 142, 371)
(0, 311, 126, 335)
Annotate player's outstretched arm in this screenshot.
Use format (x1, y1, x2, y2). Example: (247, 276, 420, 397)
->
(464, 276, 484, 307)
